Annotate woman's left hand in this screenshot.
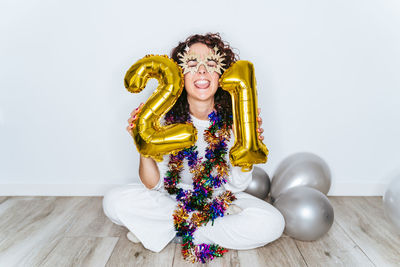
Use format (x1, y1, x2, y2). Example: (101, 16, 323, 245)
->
(257, 108, 264, 141)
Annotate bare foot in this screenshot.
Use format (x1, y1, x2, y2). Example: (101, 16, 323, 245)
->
(225, 204, 242, 215)
(126, 231, 141, 243)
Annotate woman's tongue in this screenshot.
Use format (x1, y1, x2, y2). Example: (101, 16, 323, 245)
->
(194, 79, 210, 89)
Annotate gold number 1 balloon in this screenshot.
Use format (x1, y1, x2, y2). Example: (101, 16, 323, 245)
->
(124, 55, 197, 161)
(220, 60, 269, 171)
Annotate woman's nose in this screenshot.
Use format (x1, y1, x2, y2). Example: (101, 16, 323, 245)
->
(197, 64, 207, 74)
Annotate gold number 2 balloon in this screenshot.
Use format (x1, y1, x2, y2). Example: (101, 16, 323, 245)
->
(124, 55, 197, 161)
(220, 60, 269, 171)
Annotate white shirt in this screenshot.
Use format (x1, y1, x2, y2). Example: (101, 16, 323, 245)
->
(151, 114, 253, 193)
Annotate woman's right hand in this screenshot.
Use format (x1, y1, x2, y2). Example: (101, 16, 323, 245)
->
(126, 102, 160, 189)
(126, 103, 144, 136)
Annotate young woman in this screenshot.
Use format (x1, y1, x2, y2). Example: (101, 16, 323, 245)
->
(103, 33, 285, 263)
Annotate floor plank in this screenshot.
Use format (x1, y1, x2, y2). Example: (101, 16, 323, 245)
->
(295, 221, 374, 266)
(0, 196, 66, 266)
(237, 236, 307, 267)
(0, 196, 56, 236)
(40, 237, 118, 267)
(0, 197, 107, 266)
(105, 235, 175, 267)
(0, 197, 28, 229)
(0, 196, 10, 205)
(172, 243, 240, 267)
(1, 196, 399, 266)
(330, 196, 400, 266)
(65, 197, 126, 238)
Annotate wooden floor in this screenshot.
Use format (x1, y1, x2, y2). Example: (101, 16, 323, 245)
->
(0, 196, 399, 267)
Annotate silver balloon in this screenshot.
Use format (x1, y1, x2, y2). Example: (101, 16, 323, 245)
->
(271, 152, 331, 202)
(244, 166, 271, 200)
(383, 175, 400, 233)
(273, 186, 334, 241)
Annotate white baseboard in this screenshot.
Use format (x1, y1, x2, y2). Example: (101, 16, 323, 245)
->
(0, 184, 119, 196)
(0, 181, 387, 196)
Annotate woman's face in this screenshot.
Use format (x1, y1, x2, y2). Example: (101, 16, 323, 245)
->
(183, 43, 220, 103)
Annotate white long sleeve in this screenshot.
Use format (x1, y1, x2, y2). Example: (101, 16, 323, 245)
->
(223, 163, 253, 193)
(222, 130, 254, 193)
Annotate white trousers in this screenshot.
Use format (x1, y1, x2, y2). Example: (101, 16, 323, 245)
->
(103, 184, 285, 253)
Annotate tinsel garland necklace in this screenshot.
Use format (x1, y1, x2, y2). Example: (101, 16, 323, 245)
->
(163, 111, 236, 263)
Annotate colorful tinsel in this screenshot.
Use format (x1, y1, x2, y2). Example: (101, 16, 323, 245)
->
(164, 111, 236, 263)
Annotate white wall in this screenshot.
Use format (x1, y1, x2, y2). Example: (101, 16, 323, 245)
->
(1, 0, 399, 195)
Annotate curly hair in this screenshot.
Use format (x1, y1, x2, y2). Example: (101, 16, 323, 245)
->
(165, 33, 239, 127)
